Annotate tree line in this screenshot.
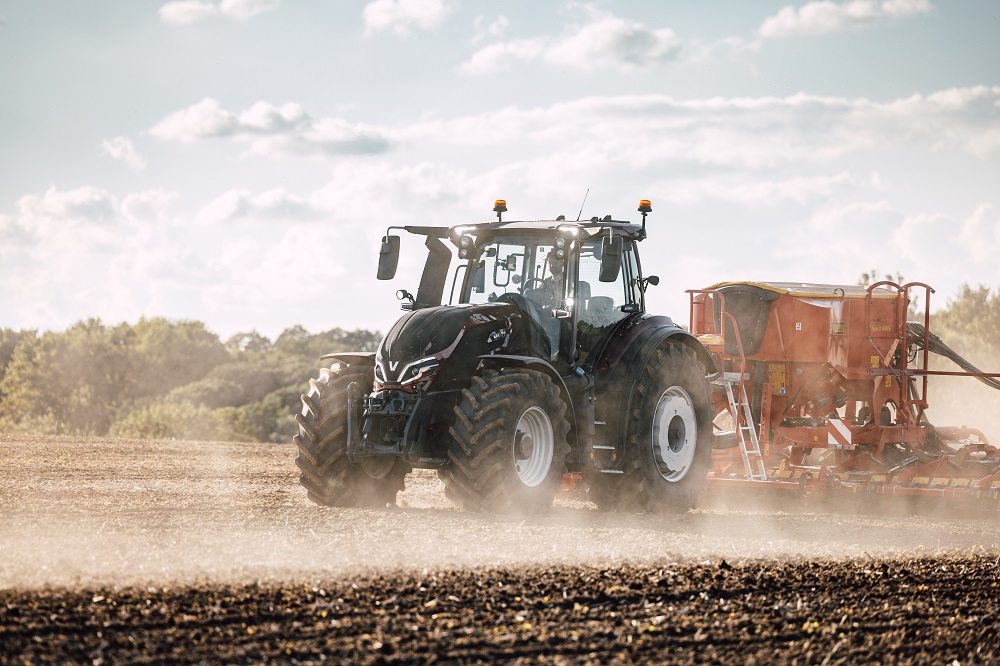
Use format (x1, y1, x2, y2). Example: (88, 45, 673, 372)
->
(0, 282, 997, 443)
(0, 319, 380, 442)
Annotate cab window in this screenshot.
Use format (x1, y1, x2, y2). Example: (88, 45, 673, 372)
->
(577, 240, 638, 357)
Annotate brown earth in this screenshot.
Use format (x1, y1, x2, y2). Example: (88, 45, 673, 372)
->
(1, 435, 999, 664)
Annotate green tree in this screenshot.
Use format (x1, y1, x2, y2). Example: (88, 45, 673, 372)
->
(932, 284, 1000, 350)
(0, 329, 36, 400)
(0, 319, 134, 434)
(130, 318, 228, 399)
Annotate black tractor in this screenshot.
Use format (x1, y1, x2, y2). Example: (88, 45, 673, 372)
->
(293, 200, 716, 513)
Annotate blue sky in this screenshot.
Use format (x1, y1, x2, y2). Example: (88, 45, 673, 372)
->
(1, 0, 998, 339)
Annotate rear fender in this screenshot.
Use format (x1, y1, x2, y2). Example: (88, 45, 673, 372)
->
(593, 317, 715, 456)
(596, 315, 715, 377)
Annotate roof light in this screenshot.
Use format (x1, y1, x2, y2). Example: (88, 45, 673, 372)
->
(555, 237, 566, 249)
(493, 199, 507, 213)
(460, 234, 473, 248)
(638, 199, 652, 213)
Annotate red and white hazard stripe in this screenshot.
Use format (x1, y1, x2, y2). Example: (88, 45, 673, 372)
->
(827, 418, 852, 447)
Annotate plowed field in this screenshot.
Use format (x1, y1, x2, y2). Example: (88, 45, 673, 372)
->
(2, 435, 998, 664)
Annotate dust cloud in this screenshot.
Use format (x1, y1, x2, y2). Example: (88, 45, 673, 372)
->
(922, 332, 1000, 444)
(1, 435, 997, 591)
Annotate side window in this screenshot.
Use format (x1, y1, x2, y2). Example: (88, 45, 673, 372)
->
(578, 241, 636, 327)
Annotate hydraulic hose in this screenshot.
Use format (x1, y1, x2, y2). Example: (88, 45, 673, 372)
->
(906, 321, 1000, 392)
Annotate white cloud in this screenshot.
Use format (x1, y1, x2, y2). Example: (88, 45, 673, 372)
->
(471, 15, 509, 45)
(195, 188, 324, 224)
(759, 0, 932, 39)
(460, 39, 546, 74)
(101, 136, 147, 171)
(660, 172, 870, 206)
(122, 190, 180, 224)
(363, 0, 455, 38)
(958, 204, 1000, 264)
(405, 87, 1000, 166)
(149, 98, 394, 157)
(158, 0, 279, 25)
(218, 0, 281, 21)
(148, 98, 237, 141)
(461, 9, 682, 74)
(159, 1, 218, 25)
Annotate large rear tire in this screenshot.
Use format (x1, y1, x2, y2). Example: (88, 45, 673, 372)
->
(439, 368, 570, 513)
(617, 342, 712, 512)
(294, 363, 409, 507)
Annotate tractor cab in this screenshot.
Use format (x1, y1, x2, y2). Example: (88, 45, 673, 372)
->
(377, 200, 658, 374)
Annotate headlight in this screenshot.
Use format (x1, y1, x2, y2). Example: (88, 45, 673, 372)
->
(555, 236, 566, 249)
(399, 357, 440, 386)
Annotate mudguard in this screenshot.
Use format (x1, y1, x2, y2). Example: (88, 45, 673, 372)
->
(592, 315, 716, 460)
(319, 352, 377, 366)
(477, 354, 580, 448)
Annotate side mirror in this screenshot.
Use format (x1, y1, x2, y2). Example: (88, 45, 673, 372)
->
(377, 235, 400, 280)
(599, 236, 623, 282)
(647, 275, 659, 286)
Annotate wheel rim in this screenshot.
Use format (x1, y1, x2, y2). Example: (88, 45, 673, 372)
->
(512, 406, 554, 488)
(360, 456, 395, 479)
(651, 386, 698, 483)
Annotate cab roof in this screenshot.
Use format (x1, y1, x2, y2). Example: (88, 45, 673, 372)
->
(403, 217, 645, 242)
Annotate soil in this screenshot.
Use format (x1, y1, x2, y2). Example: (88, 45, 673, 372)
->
(2, 435, 998, 664)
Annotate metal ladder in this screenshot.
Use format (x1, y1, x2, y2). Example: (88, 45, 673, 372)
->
(718, 372, 767, 481)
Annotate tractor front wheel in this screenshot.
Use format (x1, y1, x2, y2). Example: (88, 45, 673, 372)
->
(617, 342, 712, 512)
(294, 363, 409, 507)
(440, 368, 570, 513)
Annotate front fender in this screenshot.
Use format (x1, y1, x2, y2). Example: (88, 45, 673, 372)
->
(477, 354, 578, 446)
(319, 352, 377, 368)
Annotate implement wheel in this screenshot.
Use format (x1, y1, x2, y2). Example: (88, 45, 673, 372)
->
(440, 368, 570, 513)
(617, 342, 712, 512)
(294, 363, 409, 507)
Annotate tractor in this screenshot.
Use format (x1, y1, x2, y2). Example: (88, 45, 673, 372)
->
(293, 200, 717, 513)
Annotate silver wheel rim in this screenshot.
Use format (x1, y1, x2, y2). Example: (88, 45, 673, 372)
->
(651, 386, 698, 482)
(512, 406, 554, 488)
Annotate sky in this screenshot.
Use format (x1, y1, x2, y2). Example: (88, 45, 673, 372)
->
(1, 0, 999, 341)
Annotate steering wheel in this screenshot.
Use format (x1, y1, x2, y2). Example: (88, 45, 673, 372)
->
(521, 277, 544, 291)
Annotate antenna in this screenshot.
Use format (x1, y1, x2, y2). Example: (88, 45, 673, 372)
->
(575, 188, 590, 222)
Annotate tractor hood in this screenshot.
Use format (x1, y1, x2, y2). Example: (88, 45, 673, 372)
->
(374, 302, 545, 390)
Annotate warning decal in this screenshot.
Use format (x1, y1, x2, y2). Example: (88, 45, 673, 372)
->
(827, 418, 852, 447)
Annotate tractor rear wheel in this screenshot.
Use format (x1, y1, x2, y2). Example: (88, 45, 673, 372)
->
(617, 342, 712, 512)
(439, 368, 570, 513)
(294, 363, 409, 507)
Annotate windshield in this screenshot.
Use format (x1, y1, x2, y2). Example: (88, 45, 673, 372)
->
(467, 237, 563, 307)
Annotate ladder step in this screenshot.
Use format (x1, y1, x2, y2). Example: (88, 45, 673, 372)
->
(592, 445, 615, 450)
(599, 469, 624, 475)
